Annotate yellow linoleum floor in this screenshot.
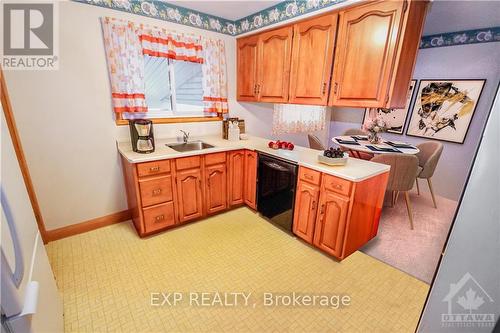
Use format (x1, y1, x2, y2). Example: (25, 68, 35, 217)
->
(46, 207, 429, 333)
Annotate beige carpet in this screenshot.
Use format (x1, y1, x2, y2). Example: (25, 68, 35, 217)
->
(46, 207, 429, 333)
(362, 191, 458, 283)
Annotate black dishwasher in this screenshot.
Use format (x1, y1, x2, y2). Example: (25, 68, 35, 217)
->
(257, 152, 298, 233)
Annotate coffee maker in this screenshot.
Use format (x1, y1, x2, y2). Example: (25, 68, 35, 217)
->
(129, 119, 155, 153)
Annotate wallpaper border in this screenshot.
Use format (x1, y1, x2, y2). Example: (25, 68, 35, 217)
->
(72, 0, 500, 49)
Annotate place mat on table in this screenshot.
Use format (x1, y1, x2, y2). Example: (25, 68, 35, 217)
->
(365, 145, 402, 153)
(385, 141, 417, 149)
(351, 135, 368, 141)
(336, 139, 360, 145)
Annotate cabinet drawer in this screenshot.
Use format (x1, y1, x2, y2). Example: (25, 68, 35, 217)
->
(205, 152, 226, 166)
(139, 175, 173, 207)
(299, 167, 322, 185)
(323, 174, 352, 197)
(143, 201, 176, 233)
(137, 160, 170, 178)
(175, 156, 201, 170)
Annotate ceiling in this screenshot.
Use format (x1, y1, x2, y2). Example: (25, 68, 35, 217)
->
(423, 0, 500, 35)
(166, 0, 284, 21)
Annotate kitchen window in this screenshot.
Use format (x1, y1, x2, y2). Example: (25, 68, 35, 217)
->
(120, 55, 218, 123)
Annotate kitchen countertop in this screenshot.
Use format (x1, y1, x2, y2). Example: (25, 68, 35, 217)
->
(117, 135, 390, 182)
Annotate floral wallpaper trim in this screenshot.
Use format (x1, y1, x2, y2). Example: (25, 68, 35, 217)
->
(72, 0, 500, 49)
(233, 0, 348, 35)
(72, 0, 238, 35)
(419, 27, 500, 49)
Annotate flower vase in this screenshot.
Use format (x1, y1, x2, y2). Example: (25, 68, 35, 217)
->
(368, 132, 381, 144)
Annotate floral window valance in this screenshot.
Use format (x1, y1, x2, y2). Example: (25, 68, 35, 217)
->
(101, 17, 228, 115)
(272, 104, 327, 134)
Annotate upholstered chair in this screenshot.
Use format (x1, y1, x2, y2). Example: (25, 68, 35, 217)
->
(341, 128, 373, 160)
(371, 154, 419, 229)
(308, 134, 326, 150)
(415, 142, 444, 208)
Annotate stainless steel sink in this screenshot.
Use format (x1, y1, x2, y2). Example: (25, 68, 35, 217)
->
(166, 140, 214, 152)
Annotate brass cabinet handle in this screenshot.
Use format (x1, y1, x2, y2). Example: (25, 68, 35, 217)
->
(254, 84, 258, 95)
(199, 179, 202, 190)
(149, 166, 160, 172)
(332, 183, 342, 190)
(152, 188, 162, 196)
(322, 82, 328, 95)
(320, 204, 325, 215)
(154, 214, 165, 223)
(257, 84, 261, 94)
(304, 174, 313, 180)
(334, 82, 338, 94)
(311, 200, 317, 211)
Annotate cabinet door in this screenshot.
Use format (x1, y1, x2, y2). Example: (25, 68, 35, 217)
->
(289, 13, 337, 105)
(205, 163, 227, 215)
(258, 26, 293, 103)
(237, 35, 259, 101)
(313, 190, 350, 258)
(176, 168, 204, 223)
(228, 150, 245, 206)
(329, 1, 404, 107)
(244, 150, 258, 209)
(292, 181, 320, 244)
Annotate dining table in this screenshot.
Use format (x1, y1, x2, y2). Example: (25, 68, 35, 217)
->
(332, 135, 420, 155)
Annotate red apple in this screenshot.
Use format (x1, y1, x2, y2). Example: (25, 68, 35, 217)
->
(272, 142, 279, 150)
(287, 142, 294, 150)
(279, 141, 288, 149)
(268, 141, 274, 148)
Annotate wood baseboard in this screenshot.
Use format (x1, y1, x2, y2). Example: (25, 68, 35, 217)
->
(45, 209, 131, 242)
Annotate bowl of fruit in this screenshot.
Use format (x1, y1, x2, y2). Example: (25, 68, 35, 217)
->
(318, 147, 348, 166)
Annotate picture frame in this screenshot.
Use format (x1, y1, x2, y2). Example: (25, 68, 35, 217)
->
(405, 79, 486, 144)
(363, 80, 417, 134)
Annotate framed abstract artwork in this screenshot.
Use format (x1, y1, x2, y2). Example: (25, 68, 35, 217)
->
(363, 80, 417, 134)
(406, 79, 486, 144)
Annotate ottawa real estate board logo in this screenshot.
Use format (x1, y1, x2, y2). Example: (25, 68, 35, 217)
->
(2, 2, 59, 70)
(441, 272, 495, 329)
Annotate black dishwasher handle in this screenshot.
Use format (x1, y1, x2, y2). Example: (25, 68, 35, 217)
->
(262, 161, 289, 172)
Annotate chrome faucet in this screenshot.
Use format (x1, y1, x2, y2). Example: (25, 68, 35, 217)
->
(180, 130, 190, 143)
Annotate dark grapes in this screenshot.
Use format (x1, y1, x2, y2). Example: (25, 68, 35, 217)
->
(323, 147, 344, 158)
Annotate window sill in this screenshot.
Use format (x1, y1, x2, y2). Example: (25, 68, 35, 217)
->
(115, 115, 223, 126)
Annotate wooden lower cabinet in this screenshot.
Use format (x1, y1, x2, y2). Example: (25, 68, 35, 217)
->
(228, 150, 245, 206)
(293, 181, 320, 243)
(143, 201, 176, 233)
(176, 168, 204, 223)
(313, 190, 350, 257)
(244, 150, 258, 209)
(205, 163, 227, 215)
(293, 166, 389, 260)
(122, 150, 260, 237)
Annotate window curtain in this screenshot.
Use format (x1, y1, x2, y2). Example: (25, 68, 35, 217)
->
(138, 26, 204, 63)
(201, 38, 229, 115)
(101, 17, 147, 113)
(272, 104, 327, 134)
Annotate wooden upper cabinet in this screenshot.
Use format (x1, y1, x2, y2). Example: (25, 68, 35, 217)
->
(330, 0, 428, 108)
(237, 35, 259, 101)
(176, 168, 204, 223)
(228, 150, 245, 206)
(258, 26, 293, 103)
(244, 150, 258, 210)
(205, 163, 227, 215)
(293, 180, 320, 244)
(289, 13, 338, 105)
(313, 189, 350, 258)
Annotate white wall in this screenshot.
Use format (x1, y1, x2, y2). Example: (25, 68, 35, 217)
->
(330, 42, 500, 201)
